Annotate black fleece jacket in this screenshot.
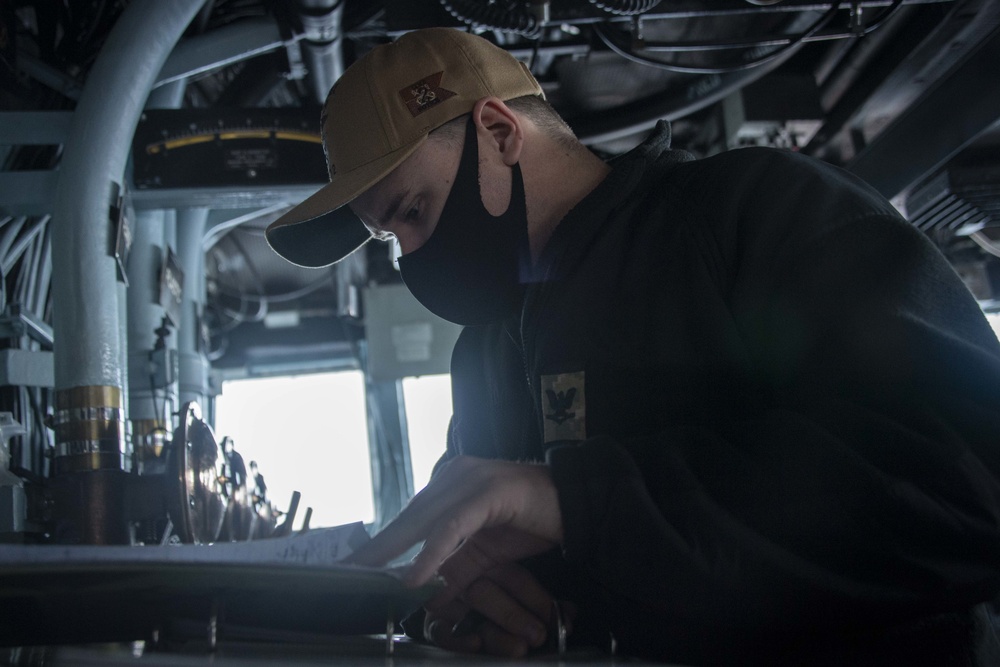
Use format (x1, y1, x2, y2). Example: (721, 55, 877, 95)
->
(440, 122, 1000, 665)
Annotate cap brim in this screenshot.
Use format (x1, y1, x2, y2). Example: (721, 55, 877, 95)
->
(266, 135, 427, 268)
(266, 206, 374, 268)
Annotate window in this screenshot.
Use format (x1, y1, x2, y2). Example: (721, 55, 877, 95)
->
(402, 374, 452, 493)
(987, 312, 1000, 342)
(214, 371, 374, 528)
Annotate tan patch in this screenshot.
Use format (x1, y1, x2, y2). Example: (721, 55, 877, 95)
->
(398, 71, 456, 117)
(541, 372, 586, 444)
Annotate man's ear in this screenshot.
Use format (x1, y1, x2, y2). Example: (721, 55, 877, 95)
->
(471, 97, 523, 167)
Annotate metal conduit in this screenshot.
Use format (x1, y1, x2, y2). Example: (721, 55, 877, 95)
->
(51, 0, 204, 392)
(48, 0, 205, 543)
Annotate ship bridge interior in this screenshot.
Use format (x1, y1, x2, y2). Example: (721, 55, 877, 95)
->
(0, 0, 999, 661)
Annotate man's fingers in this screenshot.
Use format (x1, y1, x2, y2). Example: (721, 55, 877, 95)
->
(424, 601, 484, 653)
(348, 457, 563, 588)
(426, 535, 502, 611)
(478, 621, 532, 658)
(463, 576, 548, 648)
(426, 529, 558, 611)
(486, 562, 554, 625)
(427, 613, 531, 659)
(347, 457, 492, 568)
(346, 465, 481, 567)
(405, 494, 498, 586)
(424, 616, 482, 654)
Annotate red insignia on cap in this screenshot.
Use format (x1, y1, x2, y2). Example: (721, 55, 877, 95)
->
(399, 72, 456, 117)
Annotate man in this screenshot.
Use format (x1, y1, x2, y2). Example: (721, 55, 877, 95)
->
(266, 28, 1000, 665)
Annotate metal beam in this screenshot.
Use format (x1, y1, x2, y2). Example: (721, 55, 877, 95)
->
(0, 304, 54, 349)
(847, 25, 1000, 199)
(0, 172, 59, 217)
(0, 350, 54, 388)
(154, 18, 292, 88)
(130, 184, 322, 211)
(0, 112, 73, 145)
(2, 176, 320, 226)
(364, 372, 414, 531)
(16, 54, 84, 100)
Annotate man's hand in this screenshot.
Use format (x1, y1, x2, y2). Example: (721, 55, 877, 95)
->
(423, 562, 567, 657)
(346, 456, 564, 587)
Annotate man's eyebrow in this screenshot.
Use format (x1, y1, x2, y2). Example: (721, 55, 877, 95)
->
(377, 188, 410, 230)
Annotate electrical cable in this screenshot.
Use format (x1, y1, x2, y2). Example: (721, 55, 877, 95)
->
(205, 334, 228, 363)
(1, 216, 49, 276)
(858, 0, 906, 35)
(21, 223, 41, 328)
(207, 285, 266, 336)
(218, 233, 269, 319)
(593, 1, 843, 75)
(31, 227, 52, 321)
(213, 273, 334, 304)
(201, 202, 290, 251)
(971, 231, 1000, 260)
(206, 305, 238, 337)
(0, 217, 27, 266)
(223, 299, 264, 323)
(12, 230, 30, 311)
(344, 5, 386, 33)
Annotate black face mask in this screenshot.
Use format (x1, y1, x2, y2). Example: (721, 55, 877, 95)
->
(397, 117, 530, 326)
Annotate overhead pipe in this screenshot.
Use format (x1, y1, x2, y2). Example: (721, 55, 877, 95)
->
(296, 0, 346, 105)
(49, 0, 205, 544)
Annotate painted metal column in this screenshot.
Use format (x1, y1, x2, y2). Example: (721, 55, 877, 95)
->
(359, 341, 414, 530)
(126, 209, 170, 471)
(49, 0, 205, 544)
(177, 208, 210, 410)
(127, 83, 187, 472)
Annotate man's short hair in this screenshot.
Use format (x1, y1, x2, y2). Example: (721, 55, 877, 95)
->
(431, 95, 579, 151)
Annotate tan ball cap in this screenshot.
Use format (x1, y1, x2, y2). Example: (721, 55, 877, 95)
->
(265, 27, 544, 268)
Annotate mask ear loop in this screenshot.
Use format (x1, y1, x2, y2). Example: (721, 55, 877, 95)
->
(463, 114, 528, 224)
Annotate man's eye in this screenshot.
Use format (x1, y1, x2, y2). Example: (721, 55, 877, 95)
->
(405, 206, 420, 221)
